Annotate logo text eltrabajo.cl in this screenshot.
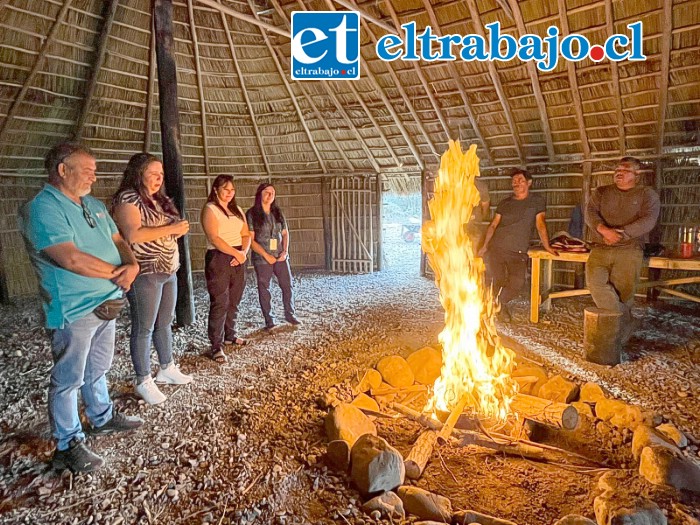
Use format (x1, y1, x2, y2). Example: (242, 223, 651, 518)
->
(376, 20, 645, 72)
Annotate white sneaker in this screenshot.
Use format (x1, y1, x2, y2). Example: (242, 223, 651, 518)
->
(155, 363, 193, 385)
(135, 376, 167, 405)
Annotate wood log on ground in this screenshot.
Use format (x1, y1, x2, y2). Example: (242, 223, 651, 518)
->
(510, 393, 579, 430)
(404, 430, 438, 479)
(401, 394, 469, 479)
(391, 402, 598, 466)
(370, 384, 427, 396)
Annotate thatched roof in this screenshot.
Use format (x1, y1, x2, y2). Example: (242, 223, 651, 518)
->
(0, 0, 699, 180)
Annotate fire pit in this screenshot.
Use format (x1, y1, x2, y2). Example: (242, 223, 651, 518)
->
(320, 143, 700, 525)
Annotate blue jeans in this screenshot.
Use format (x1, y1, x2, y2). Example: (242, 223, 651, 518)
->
(127, 272, 177, 381)
(50, 313, 114, 450)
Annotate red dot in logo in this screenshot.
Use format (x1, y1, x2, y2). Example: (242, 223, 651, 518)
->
(341, 70, 346, 75)
(589, 45, 605, 61)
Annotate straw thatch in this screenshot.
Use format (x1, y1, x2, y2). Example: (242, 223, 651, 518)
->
(1, 0, 699, 298)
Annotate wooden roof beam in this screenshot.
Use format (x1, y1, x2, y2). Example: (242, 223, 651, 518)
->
(556, 0, 590, 159)
(73, 0, 119, 140)
(321, 0, 403, 168)
(357, 14, 436, 162)
(195, 0, 289, 38)
(286, 0, 381, 173)
(465, 0, 524, 163)
(187, 0, 211, 177)
(330, 0, 397, 35)
(266, 0, 350, 171)
(0, 0, 74, 144)
(384, 0, 452, 151)
(507, 0, 555, 160)
(419, 0, 493, 165)
(605, 0, 626, 155)
(656, 0, 673, 154)
(144, 17, 156, 152)
(224, 3, 273, 175)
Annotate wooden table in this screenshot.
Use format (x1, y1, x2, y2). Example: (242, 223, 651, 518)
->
(527, 248, 700, 323)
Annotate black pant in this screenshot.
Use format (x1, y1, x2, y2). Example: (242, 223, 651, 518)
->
(253, 259, 295, 324)
(484, 248, 528, 306)
(205, 249, 245, 350)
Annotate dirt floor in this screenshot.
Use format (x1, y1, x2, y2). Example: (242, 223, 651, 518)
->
(1, 221, 699, 525)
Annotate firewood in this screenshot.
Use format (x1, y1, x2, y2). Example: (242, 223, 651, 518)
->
(404, 430, 438, 479)
(438, 393, 471, 444)
(370, 384, 427, 396)
(510, 393, 579, 430)
(391, 402, 598, 467)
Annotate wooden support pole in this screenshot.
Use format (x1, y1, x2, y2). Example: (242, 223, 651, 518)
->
(509, 393, 579, 430)
(74, 0, 119, 140)
(321, 177, 332, 270)
(153, 0, 195, 326)
(375, 173, 383, 271)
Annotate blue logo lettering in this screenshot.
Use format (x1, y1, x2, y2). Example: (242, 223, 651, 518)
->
(291, 11, 360, 80)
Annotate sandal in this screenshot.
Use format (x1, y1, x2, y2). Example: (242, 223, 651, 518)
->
(230, 337, 247, 346)
(211, 349, 227, 363)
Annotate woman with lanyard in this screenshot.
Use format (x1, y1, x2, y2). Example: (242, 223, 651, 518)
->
(201, 175, 251, 363)
(246, 183, 300, 330)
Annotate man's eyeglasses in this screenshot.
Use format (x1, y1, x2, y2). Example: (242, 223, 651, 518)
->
(80, 199, 96, 228)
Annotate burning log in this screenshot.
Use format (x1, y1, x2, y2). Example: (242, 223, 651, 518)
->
(438, 393, 471, 444)
(370, 384, 427, 397)
(510, 393, 579, 430)
(391, 402, 597, 467)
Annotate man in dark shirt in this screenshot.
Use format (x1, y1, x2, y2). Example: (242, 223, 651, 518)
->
(478, 169, 556, 321)
(585, 157, 660, 342)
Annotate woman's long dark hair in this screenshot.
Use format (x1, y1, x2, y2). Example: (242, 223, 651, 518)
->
(206, 175, 244, 220)
(248, 183, 285, 231)
(112, 153, 179, 217)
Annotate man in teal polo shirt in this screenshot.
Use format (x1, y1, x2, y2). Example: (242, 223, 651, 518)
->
(19, 142, 144, 472)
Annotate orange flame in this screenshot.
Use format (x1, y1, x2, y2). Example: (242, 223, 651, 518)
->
(423, 141, 518, 421)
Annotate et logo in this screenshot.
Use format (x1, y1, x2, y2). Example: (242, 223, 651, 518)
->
(291, 11, 360, 80)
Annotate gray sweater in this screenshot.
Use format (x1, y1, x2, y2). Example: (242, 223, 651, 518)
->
(585, 184, 660, 248)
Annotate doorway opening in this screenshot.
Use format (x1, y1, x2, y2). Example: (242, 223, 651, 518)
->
(381, 191, 422, 274)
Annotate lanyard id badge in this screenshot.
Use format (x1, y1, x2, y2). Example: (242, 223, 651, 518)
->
(269, 238, 278, 251)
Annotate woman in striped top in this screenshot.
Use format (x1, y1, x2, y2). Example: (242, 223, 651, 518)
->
(112, 153, 193, 405)
(201, 175, 251, 363)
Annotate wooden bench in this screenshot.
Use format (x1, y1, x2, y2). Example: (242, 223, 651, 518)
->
(527, 248, 700, 323)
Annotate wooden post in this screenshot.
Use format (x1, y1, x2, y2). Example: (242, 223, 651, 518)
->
(375, 173, 383, 271)
(321, 176, 332, 271)
(153, 0, 194, 326)
(420, 169, 429, 277)
(529, 256, 541, 323)
(583, 307, 622, 365)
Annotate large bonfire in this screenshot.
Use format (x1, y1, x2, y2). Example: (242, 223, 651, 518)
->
(422, 141, 518, 421)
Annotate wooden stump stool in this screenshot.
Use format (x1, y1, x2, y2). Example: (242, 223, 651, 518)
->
(584, 307, 622, 365)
